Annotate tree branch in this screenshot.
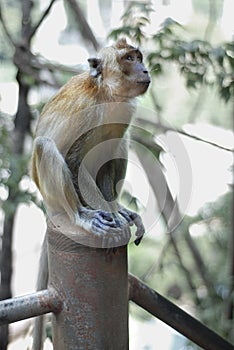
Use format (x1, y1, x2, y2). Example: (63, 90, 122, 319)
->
(21, 0, 33, 45)
(33, 54, 83, 75)
(134, 141, 201, 305)
(149, 88, 163, 123)
(28, 0, 57, 40)
(188, 0, 217, 123)
(136, 117, 233, 152)
(204, 0, 217, 42)
(66, 0, 100, 52)
(140, 238, 170, 282)
(223, 183, 234, 334)
(184, 230, 217, 297)
(0, 3, 16, 46)
(169, 233, 201, 305)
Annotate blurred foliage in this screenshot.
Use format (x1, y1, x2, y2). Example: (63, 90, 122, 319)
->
(149, 19, 234, 102)
(129, 191, 233, 344)
(192, 0, 224, 19)
(110, 1, 153, 45)
(109, 2, 234, 102)
(0, 113, 40, 218)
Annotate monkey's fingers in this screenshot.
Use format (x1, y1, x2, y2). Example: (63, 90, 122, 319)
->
(80, 208, 131, 247)
(119, 208, 145, 245)
(93, 211, 117, 227)
(119, 208, 143, 230)
(101, 224, 131, 248)
(133, 215, 145, 236)
(133, 217, 145, 245)
(91, 219, 122, 236)
(118, 208, 134, 226)
(134, 236, 143, 246)
(79, 208, 117, 228)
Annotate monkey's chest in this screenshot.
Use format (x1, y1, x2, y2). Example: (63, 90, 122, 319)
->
(65, 124, 127, 175)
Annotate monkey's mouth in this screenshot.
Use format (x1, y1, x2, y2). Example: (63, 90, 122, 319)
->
(137, 81, 151, 85)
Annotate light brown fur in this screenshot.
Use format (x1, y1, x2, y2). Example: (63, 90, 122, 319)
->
(32, 39, 150, 236)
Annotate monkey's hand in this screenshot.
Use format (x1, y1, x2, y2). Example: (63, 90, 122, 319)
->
(119, 208, 145, 245)
(78, 207, 131, 248)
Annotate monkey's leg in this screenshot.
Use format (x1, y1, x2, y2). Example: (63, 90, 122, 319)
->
(77, 163, 131, 246)
(32, 136, 80, 223)
(32, 138, 118, 228)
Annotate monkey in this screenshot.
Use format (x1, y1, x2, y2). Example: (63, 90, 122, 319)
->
(31, 39, 150, 349)
(31, 38, 150, 248)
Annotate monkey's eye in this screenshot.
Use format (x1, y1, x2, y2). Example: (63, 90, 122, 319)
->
(125, 55, 133, 61)
(137, 56, 142, 62)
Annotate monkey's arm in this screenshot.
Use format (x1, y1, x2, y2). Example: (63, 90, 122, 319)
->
(32, 136, 131, 245)
(96, 153, 145, 244)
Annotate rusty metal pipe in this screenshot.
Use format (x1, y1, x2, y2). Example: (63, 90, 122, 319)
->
(0, 289, 61, 325)
(47, 225, 129, 350)
(129, 274, 234, 350)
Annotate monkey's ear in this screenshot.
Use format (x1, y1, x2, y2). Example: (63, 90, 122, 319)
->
(88, 58, 102, 78)
(115, 38, 127, 49)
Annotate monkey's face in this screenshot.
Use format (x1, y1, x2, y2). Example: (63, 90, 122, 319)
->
(103, 48, 150, 99)
(88, 41, 150, 100)
(117, 49, 151, 98)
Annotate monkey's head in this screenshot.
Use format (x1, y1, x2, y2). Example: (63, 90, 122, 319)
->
(88, 39, 150, 99)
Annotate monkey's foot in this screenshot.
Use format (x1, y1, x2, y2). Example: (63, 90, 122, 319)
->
(119, 208, 145, 245)
(79, 208, 131, 248)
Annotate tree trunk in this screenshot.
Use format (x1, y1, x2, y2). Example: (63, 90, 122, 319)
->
(0, 73, 31, 349)
(0, 216, 14, 350)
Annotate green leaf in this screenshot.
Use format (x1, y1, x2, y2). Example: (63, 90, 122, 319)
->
(150, 63, 162, 76)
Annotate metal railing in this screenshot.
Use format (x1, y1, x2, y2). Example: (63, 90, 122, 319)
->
(0, 225, 233, 350)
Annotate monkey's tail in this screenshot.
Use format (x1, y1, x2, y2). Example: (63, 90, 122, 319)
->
(32, 237, 48, 350)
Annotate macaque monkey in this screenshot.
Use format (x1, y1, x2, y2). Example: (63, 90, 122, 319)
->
(31, 39, 150, 349)
(32, 38, 150, 247)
